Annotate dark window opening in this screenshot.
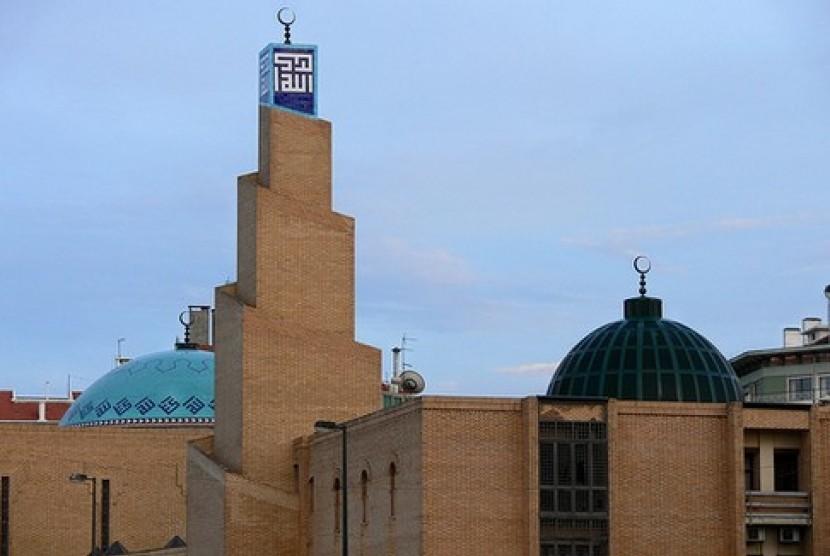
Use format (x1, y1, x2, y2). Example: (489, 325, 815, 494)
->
(101, 479, 110, 550)
(774, 450, 800, 492)
(360, 470, 369, 525)
(744, 450, 759, 491)
(308, 477, 315, 514)
(389, 463, 397, 518)
(1, 476, 9, 556)
(333, 478, 341, 533)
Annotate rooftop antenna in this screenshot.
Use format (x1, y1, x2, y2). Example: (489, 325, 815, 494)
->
(277, 7, 296, 45)
(633, 255, 651, 297)
(401, 333, 417, 371)
(115, 337, 130, 367)
(389, 333, 426, 396)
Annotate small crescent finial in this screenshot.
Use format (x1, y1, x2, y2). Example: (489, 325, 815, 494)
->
(178, 310, 193, 344)
(277, 7, 296, 45)
(633, 256, 651, 297)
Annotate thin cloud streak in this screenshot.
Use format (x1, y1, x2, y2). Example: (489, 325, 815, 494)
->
(561, 214, 817, 256)
(497, 361, 560, 375)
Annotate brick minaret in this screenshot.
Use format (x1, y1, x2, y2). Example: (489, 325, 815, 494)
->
(187, 36, 381, 555)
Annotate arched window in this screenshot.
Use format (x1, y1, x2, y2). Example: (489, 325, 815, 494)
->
(389, 462, 397, 518)
(333, 477, 341, 533)
(360, 470, 369, 525)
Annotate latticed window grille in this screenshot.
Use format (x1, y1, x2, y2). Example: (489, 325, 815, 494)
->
(540, 421, 608, 555)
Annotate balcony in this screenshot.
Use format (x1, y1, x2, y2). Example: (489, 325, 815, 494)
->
(745, 491, 811, 526)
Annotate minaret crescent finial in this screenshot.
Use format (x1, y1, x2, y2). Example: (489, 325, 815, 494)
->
(277, 7, 296, 45)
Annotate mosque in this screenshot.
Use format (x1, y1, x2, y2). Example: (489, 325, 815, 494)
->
(2, 14, 830, 556)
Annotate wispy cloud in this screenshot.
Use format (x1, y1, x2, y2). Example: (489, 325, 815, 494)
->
(497, 361, 560, 375)
(362, 237, 475, 287)
(561, 214, 815, 256)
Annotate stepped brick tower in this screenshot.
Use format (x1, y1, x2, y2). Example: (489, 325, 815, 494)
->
(186, 27, 381, 555)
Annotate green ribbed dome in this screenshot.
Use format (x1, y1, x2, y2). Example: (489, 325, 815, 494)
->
(546, 297, 741, 402)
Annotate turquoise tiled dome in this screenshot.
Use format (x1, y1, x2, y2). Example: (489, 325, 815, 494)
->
(59, 348, 214, 427)
(546, 296, 742, 403)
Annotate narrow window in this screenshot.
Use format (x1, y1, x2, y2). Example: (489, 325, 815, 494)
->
(308, 477, 315, 514)
(744, 449, 760, 491)
(360, 470, 369, 525)
(101, 479, 111, 550)
(389, 463, 397, 518)
(1, 476, 8, 556)
(333, 478, 341, 533)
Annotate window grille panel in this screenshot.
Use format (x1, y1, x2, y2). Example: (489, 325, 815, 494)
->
(540, 421, 607, 552)
(592, 491, 607, 513)
(541, 490, 556, 512)
(575, 490, 589, 512)
(592, 444, 607, 486)
(558, 489, 572, 512)
(574, 444, 588, 486)
(541, 443, 556, 485)
(558, 444, 572, 485)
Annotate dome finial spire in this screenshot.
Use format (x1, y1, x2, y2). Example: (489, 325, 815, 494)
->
(633, 255, 651, 297)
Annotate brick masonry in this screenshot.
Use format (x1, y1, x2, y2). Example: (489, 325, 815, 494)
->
(187, 105, 381, 554)
(0, 422, 206, 555)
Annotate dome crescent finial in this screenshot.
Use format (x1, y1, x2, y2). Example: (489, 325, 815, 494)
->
(633, 255, 651, 296)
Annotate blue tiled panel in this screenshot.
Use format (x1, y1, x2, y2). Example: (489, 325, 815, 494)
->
(259, 43, 317, 116)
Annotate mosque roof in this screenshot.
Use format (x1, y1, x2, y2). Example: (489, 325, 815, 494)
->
(59, 347, 214, 427)
(546, 294, 742, 403)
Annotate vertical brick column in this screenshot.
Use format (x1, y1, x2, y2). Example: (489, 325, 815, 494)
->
(205, 105, 381, 555)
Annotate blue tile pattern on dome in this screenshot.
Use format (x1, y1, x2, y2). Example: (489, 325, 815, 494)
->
(59, 349, 214, 427)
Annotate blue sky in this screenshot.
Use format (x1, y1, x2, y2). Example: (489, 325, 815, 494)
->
(2, 1, 829, 396)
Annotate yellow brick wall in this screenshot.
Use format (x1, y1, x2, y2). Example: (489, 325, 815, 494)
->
(213, 285, 243, 473)
(195, 105, 381, 554)
(608, 401, 741, 555)
(420, 398, 527, 556)
(0, 422, 206, 555)
(305, 401, 423, 556)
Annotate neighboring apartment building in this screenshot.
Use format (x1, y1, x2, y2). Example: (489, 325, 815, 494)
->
(733, 288, 830, 404)
(0, 390, 80, 422)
